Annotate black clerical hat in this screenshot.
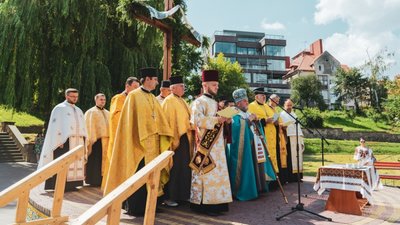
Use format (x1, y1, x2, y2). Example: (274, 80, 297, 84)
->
(160, 80, 170, 88)
(202, 70, 219, 82)
(140, 67, 158, 78)
(170, 76, 184, 85)
(253, 87, 266, 95)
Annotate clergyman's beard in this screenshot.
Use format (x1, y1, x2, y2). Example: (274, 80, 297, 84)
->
(237, 104, 248, 112)
(207, 87, 217, 96)
(67, 99, 76, 105)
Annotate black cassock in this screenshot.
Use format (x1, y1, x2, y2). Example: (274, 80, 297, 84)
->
(85, 139, 103, 187)
(44, 138, 83, 192)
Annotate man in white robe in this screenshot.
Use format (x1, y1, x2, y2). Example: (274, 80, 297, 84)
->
(190, 70, 232, 216)
(38, 88, 87, 192)
(280, 99, 304, 182)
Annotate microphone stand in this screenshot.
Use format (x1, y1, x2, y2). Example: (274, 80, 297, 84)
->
(269, 98, 331, 222)
(296, 108, 330, 166)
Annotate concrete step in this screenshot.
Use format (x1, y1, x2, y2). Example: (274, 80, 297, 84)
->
(0, 149, 21, 154)
(0, 143, 19, 147)
(0, 138, 14, 142)
(0, 153, 24, 158)
(0, 158, 24, 163)
(0, 150, 22, 154)
(0, 146, 19, 150)
(0, 132, 25, 162)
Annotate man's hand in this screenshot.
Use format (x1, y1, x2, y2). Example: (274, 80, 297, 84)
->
(249, 114, 257, 122)
(266, 117, 274, 123)
(218, 116, 228, 124)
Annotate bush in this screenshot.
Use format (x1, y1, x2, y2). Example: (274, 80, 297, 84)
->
(345, 109, 356, 122)
(365, 108, 383, 123)
(298, 107, 323, 128)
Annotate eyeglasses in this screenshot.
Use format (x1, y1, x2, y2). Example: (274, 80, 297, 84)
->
(360, 141, 365, 143)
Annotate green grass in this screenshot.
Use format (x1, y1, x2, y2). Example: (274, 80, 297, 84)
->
(304, 154, 400, 186)
(0, 105, 44, 127)
(304, 138, 400, 155)
(322, 110, 400, 133)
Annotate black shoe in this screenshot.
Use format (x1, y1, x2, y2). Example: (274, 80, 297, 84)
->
(205, 211, 222, 217)
(65, 187, 79, 192)
(156, 207, 164, 213)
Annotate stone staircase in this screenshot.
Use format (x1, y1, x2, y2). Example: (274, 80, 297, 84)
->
(0, 132, 24, 162)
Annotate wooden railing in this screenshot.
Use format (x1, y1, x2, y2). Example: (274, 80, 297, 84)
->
(71, 150, 174, 225)
(0, 145, 84, 225)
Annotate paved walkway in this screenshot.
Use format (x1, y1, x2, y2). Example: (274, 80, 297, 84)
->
(0, 162, 37, 224)
(1, 162, 400, 224)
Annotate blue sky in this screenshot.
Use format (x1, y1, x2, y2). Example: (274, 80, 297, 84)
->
(186, 0, 400, 78)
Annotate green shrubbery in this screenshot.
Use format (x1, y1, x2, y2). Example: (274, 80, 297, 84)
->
(297, 107, 324, 128)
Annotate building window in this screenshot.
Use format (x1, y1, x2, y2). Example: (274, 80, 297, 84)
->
(247, 48, 257, 55)
(267, 59, 286, 71)
(254, 73, 268, 84)
(213, 42, 236, 54)
(318, 75, 329, 86)
(264, 45, 285, 56)
(243, 73, 252, 83)
(237, 47, 247, 55)
(225, 57, 237, 63)
(238, 37, 259, 42)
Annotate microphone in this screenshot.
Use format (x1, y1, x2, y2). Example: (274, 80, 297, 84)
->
(292, 106, 303, 110)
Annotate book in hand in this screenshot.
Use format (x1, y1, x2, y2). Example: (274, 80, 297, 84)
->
(271, 113, 279, 122)
(217, 107, 239, 118)
(282, 120, 294, 127)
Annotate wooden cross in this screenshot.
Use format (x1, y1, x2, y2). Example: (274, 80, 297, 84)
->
(134, 0, 200, 80)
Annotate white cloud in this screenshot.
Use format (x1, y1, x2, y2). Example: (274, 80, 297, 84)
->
(314, 0, 400, 77)
(260, 18, 285, 31)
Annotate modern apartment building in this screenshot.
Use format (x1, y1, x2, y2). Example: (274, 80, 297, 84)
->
(211, 30, 291, 100)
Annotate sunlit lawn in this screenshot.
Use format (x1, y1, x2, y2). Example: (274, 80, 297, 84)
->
(322, 110, 400, 133)
(0, 105, 44, 127)
(304, 154, 400, 186)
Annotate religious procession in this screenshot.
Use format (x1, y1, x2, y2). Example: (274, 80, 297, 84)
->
(1, 1, 400, 225)
(36, 67, 304, 216)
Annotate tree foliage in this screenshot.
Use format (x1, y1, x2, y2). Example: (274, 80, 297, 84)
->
(362, 48, 394, 111)
(0, 0, 204, 121)
(290, 74, 326, 110)
(334, 67, 369, 113)
(205, 53, 250, 100)
(383, 75, 400, 126)
(0, 0, 166, 119)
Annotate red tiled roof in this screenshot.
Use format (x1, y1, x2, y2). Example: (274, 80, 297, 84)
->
(284, 39, 324, 79)
(341, 64, 351, 72)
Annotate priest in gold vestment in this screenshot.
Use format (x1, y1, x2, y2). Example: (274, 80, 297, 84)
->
(84, 93, 110, 187)
(101, 76, 140, 190)
(190, 70, 232, 216)
(248, 91, 288, 184)
(161, 76, 192, 207)
(103, 68, 173, 216)
(156, 80, 171, 104)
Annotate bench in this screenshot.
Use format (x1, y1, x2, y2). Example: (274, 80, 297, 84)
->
(374, 162, 400, 180)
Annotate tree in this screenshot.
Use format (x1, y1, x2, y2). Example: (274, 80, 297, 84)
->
(0, 0, 165, 120)
(205, 53, 250, 100)
(362, 48, 394, 111)
(383, 75, 400, 126)
(0, 0, 205, 121)
(334, 67, 369, 114)
(290, 74, 326, 109)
